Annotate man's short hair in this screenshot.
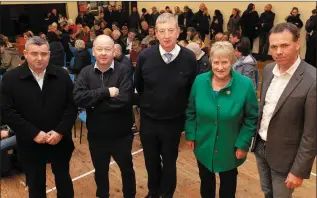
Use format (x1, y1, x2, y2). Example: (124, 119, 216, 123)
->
(235, 40, 251, 56)
(231, 31, 241, 39)
(155, 13, 178, 29)
(269, 22, 300, 42)
(25, 36, 49, 49)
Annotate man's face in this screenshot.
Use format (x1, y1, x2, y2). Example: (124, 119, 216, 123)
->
(94, 25, 100, 31)
(93, 38, 115, 66)
(264, 5, 271, 11)
(112, 33, 120, 40)
(113, 46, 121, 58)
(122, 29, 128, 36)
(148, 28, 155, 36)
(77, 24, 83, 32)
(24, 44, 50, 71)
(291, 9, 298, 16)
(112, 24, 119, 31)
(199, 3, 206, 12)
(132, 7, 137, 12)
(141, 22, 149, 31)
(269, 30, 300, 68)
(156, 21, 180, 51)
(117, 5, 122, 11)
(52, 9, 57, 15)
(229, 34, 239, 44)
(152, 8, 157, 13)
(128, 32, 136, 40)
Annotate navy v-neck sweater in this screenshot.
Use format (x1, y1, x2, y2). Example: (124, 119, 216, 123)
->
(134, 44, 198, 120)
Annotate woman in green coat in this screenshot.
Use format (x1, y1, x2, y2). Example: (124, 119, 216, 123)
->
(185, 41, 258, 198)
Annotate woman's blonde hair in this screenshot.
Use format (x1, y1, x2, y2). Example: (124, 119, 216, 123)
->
(75, 39, 85, 50)
(209, 41, 236, 63)
(103, 28, 112, 36)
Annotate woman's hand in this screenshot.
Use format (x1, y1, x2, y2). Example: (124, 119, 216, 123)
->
(236, 148, 247, 159)
(186, 140, 195, 150)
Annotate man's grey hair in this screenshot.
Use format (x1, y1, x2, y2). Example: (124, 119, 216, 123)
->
(25, 36, 49, 49)
(75, 39, 86, 50)
(114, 44, 122, 53)
(155, 13, 178, 29)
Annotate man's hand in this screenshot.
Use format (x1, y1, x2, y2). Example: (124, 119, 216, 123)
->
(33, 131, 49, 144)
(285, 172, 303, 189)
(109, 87, 119, 97)
(46, 131, 63, 145)
(236, 148, 247, 159)
(0, 130, 9, 139)
(186, 140, 195, 150)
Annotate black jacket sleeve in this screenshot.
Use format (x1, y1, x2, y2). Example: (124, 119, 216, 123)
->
(53, 70, 77, 135)
(73, 67, 111, 108)
(0, 74, 41, 141)
(95, 66, 133, 112)
(134, 51, 145, 95)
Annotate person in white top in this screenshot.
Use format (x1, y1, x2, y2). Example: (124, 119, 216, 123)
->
(252, 22, 316, 198)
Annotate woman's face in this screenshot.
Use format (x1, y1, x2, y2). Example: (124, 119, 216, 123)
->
(211, 55, 232, 80)
(232, 9, 237, 15)
(291, 9, 298, 16)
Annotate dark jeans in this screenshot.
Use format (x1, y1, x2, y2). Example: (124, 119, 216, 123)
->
(88, 134, 136, 198)
(140, 115, 183, 198)
(259, 33, 269, 55)
(21, 145, 74, 198)
(254, 139, 295, 198)
(197, 161, 238, 198)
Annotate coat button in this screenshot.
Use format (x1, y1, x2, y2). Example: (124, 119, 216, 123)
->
(216, 135, 219, 139)
(214, 121, 217, 125)
(217, 105, 220, 110)
(214, 150, 218, 154)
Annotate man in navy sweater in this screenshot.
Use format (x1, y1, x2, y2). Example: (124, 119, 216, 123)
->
(134, 13, 198, 198)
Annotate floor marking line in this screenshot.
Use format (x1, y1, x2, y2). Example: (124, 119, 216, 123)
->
(46, 148, 143, 194)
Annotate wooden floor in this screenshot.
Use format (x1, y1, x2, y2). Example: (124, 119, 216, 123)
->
(1, 61, 316, 198)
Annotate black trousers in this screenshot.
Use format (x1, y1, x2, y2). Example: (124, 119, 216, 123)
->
(140, 115, 184, 198)
(259, 32, 269, 55)
(198, 161, 238, 198)
(20, 142, 74, 198)
(88, 134, 136, 198)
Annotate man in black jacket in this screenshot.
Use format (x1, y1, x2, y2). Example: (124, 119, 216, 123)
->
(1, 36, 77, 198)
(114, 44, 133, 71)
(134, 13, 197, 198)
(259, 4, 275, 57)
(191, 3, 210, 41)
(73, 35, 136, 198)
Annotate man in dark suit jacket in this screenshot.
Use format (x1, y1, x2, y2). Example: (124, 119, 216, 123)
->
(259, 4, 275, 56)
(0, 36, 77, 198)
(251, 23, 316, 198)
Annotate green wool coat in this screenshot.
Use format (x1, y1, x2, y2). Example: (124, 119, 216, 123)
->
(185, 70, 258, 173)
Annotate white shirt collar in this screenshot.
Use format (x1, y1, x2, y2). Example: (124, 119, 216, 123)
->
(29, 68, 46, 78)
(159, 44, 181, 59)
(272, 56, 301, 77)
(94, 60, 114, 72)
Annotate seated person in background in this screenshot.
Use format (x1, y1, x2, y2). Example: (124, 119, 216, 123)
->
(186, 42, 211, 74)
(47, 31, 65, 67)
(1, 125, 17, 177)
(178, 40, 188, 47)
(114, 44, 133, 72)
(229, 31, 242, 47)
(0, 40, 22, 75)
(94, 21, 104, 36)
(112, 30, 125, 51)
(148, 39, 159, 48)
(141, 26, 156, 47)
(130, 39, 142, 68)
(3, 36, 13, 48)
(68, 40, 91, 75)
(233, 40, 256, 89)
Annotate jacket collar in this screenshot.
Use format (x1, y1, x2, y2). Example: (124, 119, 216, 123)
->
(20, 62, 57, 79)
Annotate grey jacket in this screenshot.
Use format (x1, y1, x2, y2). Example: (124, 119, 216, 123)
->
(234, 54, 256, 89)
(251, 61, 316, 179)
(0, 48, 21, 71)
(227, 15, 241, 34)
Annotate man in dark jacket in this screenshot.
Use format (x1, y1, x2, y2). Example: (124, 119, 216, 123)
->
(186, 42, 210, 74)
(191, 3, 210, 41)
(305, 9, 317, 67)
(114, 44, 133, 72)
(178, 6, 194, 30)
(259, 4, 275, 56)
(68, 39, 91, 75)
(73, 35, 136, 198)
(1, 36, 77, 198)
